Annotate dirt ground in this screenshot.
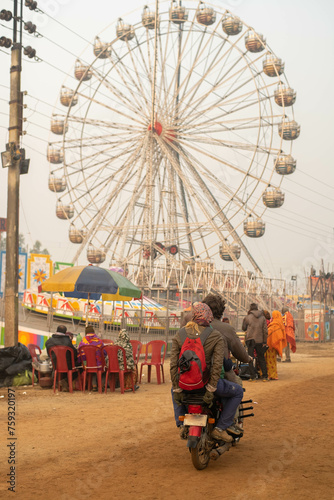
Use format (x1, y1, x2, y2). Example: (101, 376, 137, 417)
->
(1, 343, 334, 500)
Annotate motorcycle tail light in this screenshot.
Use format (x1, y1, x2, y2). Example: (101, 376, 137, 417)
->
(208, 418, 215, 424)
(188, 405, 202, 413)
(178, 416, 185, 422)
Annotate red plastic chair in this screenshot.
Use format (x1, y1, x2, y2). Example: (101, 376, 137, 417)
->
(27, 343, 41, 387)
(130, 340, 142, 365)
(139, 340, 167, 385)
(49, 346, 82, 393)
(78, 345, 106, 394)
(101, 339, 113, 345)
(104, 345, 135, 394)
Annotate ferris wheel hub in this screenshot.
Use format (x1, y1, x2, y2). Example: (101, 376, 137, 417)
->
(148, 121, 163, 135)
(148, 121, 176, 143)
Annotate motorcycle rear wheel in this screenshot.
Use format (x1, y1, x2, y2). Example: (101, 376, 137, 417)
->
(191, 440, 210, 470)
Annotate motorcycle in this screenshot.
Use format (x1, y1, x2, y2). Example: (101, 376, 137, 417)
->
(180, 392, 254, 470)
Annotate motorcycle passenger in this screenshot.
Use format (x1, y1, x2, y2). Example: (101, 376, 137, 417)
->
(170, 303, 244, 443)
(202, 293, 253, 385)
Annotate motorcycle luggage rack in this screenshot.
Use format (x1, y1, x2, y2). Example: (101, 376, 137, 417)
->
(183, 393, 205, 405)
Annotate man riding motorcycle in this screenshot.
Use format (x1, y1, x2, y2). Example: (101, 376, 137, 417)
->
(170, 303, 244, 443)
(202, 293, 253, 384)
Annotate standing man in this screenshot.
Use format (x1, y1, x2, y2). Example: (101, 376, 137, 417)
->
(242, 304, 268, 381)
(282, 307, 296, 362)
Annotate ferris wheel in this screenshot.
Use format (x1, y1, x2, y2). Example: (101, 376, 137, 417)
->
(47, 0, 299, 275)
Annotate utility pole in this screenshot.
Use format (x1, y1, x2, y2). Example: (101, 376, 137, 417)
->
(4, 0, 22, 347)
(2, 0, 37, 346)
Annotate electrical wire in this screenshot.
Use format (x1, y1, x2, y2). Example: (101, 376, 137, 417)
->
(298, 170, 334, 191)
(264, 212, 333, 240)
(284, 177, 334, 202)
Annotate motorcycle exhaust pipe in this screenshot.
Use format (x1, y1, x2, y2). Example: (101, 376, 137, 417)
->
(239, 406, 253, 412)
(210, 442, 232, 460)
(241, 399, 253, 404)
(239, 413, 254, 419)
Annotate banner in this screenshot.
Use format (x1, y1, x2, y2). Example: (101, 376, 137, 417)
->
(28, 254, 53, 291)
(54, 261, 73, 273)
(0, 250, 28, 297)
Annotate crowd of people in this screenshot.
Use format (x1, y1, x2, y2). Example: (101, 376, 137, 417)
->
(45, 325, 138, 392)
(242, 303, 296, 381)
(171, 295, 296, 443)
(43, 295, 296, 443)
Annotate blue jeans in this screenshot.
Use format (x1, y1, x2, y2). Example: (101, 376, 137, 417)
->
(171, 379, 243, 430)
(215, 379, 243, 430)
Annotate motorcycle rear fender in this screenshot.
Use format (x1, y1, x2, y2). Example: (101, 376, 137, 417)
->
(187, 435, 200, 448)
(187, 426, 202, 448)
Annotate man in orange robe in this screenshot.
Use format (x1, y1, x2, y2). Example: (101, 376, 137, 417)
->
(282, 307, 296, 362)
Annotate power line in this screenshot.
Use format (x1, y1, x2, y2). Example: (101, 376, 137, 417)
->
(282, 186, 334, 213)
(284, 177, 334, 203)
(299, 169, 334, 191)
(42, 10, 92, 46)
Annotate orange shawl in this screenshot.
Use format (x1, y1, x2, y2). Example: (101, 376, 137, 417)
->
(267, 311, 287, 357)
(283, 311, 296, 353)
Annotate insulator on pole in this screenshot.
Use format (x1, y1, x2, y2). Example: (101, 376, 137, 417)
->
(24, 21, 36, 34)
(0, 9, 13, 21)
(0, 36, 12, 48)
(25, 0, 38, 11)
(23, 45, 36, 58)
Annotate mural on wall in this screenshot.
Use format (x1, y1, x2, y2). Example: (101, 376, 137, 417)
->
(0, 250, 28, 297)
(28, 254, 53, 291)
(54, 261, 73, 273)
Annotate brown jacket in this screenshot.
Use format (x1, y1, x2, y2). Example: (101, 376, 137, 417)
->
(170, 324, 225, 391)
(211, 318, 251, 363)
(242, 310, 268, 343)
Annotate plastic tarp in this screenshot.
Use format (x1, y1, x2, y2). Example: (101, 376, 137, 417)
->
(0, 343, 33, 387)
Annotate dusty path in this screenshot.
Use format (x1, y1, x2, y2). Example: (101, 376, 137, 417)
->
(1, 343, 334, 500)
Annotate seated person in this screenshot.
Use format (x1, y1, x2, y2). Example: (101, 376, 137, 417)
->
(78, 326, 106, 391)
(45, 325, 81, 390)
(114, 329, 139, 391)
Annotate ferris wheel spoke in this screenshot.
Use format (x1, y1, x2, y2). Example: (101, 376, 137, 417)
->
(162, 2, 207, 114)
(178, 144, 255, 213)
(73, 138, 145, 211)
(90, 68, 147, 118)
(71, 138, 147, 263)
(124, 38, 153, 115)
(64, 143, 136, 171)
(163, 25, 206, 116)
(109, 47, 149, 115)
(180, 83, 272, 131)
(178, 132, 278, 156)
(66, 150, 139, 211)
(70, 94, 146, 128)
(163, 153, 196, 254)
(176, 22, 230, 114)
(167, 138, 264, 272)
(179, 41, 247, 120)
(180, 49, 265, 126)
(177, 139, 269, 226)
(175, 136, 268, 189)
(113, 136, 150, 258)
(157, 14, 172, 118)
(155, 135, 245, 268)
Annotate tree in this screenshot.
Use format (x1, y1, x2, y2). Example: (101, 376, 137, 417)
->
(0, 233, 26, 252)
(30, 240, 49, 255)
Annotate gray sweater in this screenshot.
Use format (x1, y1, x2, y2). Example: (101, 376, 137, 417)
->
(242, 310, 268, 344)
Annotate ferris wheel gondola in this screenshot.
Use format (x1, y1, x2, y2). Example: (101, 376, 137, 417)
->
(47, 0, 300, 276)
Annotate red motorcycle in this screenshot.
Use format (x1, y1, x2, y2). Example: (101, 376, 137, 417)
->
(180, 392, 254, 470)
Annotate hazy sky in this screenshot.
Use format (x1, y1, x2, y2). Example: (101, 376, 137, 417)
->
(0, 0, 333, 292)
